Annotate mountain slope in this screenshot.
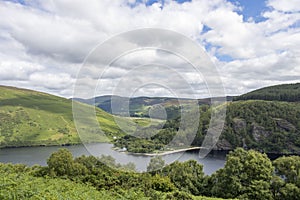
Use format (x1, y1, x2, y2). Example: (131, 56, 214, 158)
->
(115, 99, 300, 154)
(75, 95, 234, 120)
(233, 83, 300, 102)
(0, 86, 136, 148)
(213, 100, 300, 153)
(75, 96, 200, 119)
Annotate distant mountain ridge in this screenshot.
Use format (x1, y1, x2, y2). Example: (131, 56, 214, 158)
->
(74, 95, 234, 119)
(234, 83, 300, 102)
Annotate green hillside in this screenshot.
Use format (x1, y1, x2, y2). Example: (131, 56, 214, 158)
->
(1, 84, 300, 154)
(116, 99, 300, 154)
(168, 100, 300, 154)
(215, 100, 300, 154)
(233, 83, 300, 102)
(0, 85, 140, 148)
(76, 95, 207, 119)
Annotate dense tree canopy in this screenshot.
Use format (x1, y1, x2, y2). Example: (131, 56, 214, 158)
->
(147, 156, 165, 173)
(2, 148, 300, 199)
(210, 148, 274, 199)
(233, 83, 300, 102)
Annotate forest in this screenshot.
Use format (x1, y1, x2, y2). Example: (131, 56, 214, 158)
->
(114, 100, 300, 154)
(1, 148, 299, 200)
(233, 83, 300, 102)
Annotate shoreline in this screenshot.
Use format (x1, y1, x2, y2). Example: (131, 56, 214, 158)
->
(124, 147, 204, 156)
(120, 147, 300, 158)
(0, 141, 108, 149)
(1, 143, 299, 158)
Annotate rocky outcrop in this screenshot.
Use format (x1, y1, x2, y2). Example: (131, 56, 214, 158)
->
(274, 118, 296, 132)
(215, 138, 233, 150)
(233, 118, 246, 132)
(251, 123, 271, 142)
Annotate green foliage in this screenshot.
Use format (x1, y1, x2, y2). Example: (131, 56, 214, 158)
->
(273, 156, 300, 186)
(147, 156, 165, 173)
(210, 148, 274, 199)
(278, 183, 300, 200)
(149, 174, 175, 192)
(234, 83, 300, 102)
(0, 166, 114, 199)
(2, 85, 300, 156)
(160, 160, 205, 195)
(271, 156, 300, 199)
(47, 148, 88, 177)
(116, 99, 300, 155)
(165, 191, 194, 200)
(98, 154, 136, 171)
(41, 149, 230, 199)
(8, 148, 300, 199)
(0, 85, 154, 148)
(218, 100, 300, 154)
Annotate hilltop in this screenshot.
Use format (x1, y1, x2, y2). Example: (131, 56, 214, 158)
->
(233, 83, 300, 102)
(75, 95, 234, 120)
(0, 86, 145, 148)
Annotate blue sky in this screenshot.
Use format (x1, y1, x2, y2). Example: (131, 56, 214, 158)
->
(146, 0, 269, 21)
(228, 0, 270, 22)
(0, 0, 299, 97)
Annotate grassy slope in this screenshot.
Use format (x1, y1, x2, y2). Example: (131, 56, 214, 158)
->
(0, 86, 139, 147)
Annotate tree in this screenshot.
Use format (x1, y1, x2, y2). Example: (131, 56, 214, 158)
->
(147, 156, 165, 173)
(47, 148, 74, 176)
(273, 156, 300, 187)
(47, 148, 87, 177)
(270, 175, 285, 199)
(279, 183, 300, 200)
(149, 174, 175, 192)
(211, 148, 274, 199)
(160, 160, 205, 195)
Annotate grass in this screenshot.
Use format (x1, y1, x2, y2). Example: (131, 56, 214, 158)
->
(0, 85, 155, 148)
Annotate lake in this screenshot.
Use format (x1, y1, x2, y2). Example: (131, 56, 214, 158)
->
(0, 143, 226, 175)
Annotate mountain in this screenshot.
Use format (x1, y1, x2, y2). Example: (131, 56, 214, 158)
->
(233, 83, 300, 102)
(214, 100, 300, 154)
(117, 99, 300, 154)
(0, 86, 140, 148)
(1, 83, 299, 154)
(75, 95, 234, 119)
(110, 83, 300, 154)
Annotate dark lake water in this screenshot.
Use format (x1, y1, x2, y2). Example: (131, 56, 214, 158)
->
(0, 143, 226, 175)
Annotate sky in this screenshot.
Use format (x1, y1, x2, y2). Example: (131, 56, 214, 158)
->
(0, 0, 299, 98)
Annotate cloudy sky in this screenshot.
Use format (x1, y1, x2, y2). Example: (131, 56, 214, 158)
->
(0, 0, 299, 98)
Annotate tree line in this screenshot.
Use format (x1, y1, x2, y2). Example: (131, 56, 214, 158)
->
(1, 148, 300, 199)
(233, 83, 300, 102)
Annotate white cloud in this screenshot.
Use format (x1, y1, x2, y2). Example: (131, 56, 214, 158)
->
(0, 0, 299, 98)
(0, 61, 44, 80)
(267, 0, 300, 12)
(29, 72, 75, 90)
